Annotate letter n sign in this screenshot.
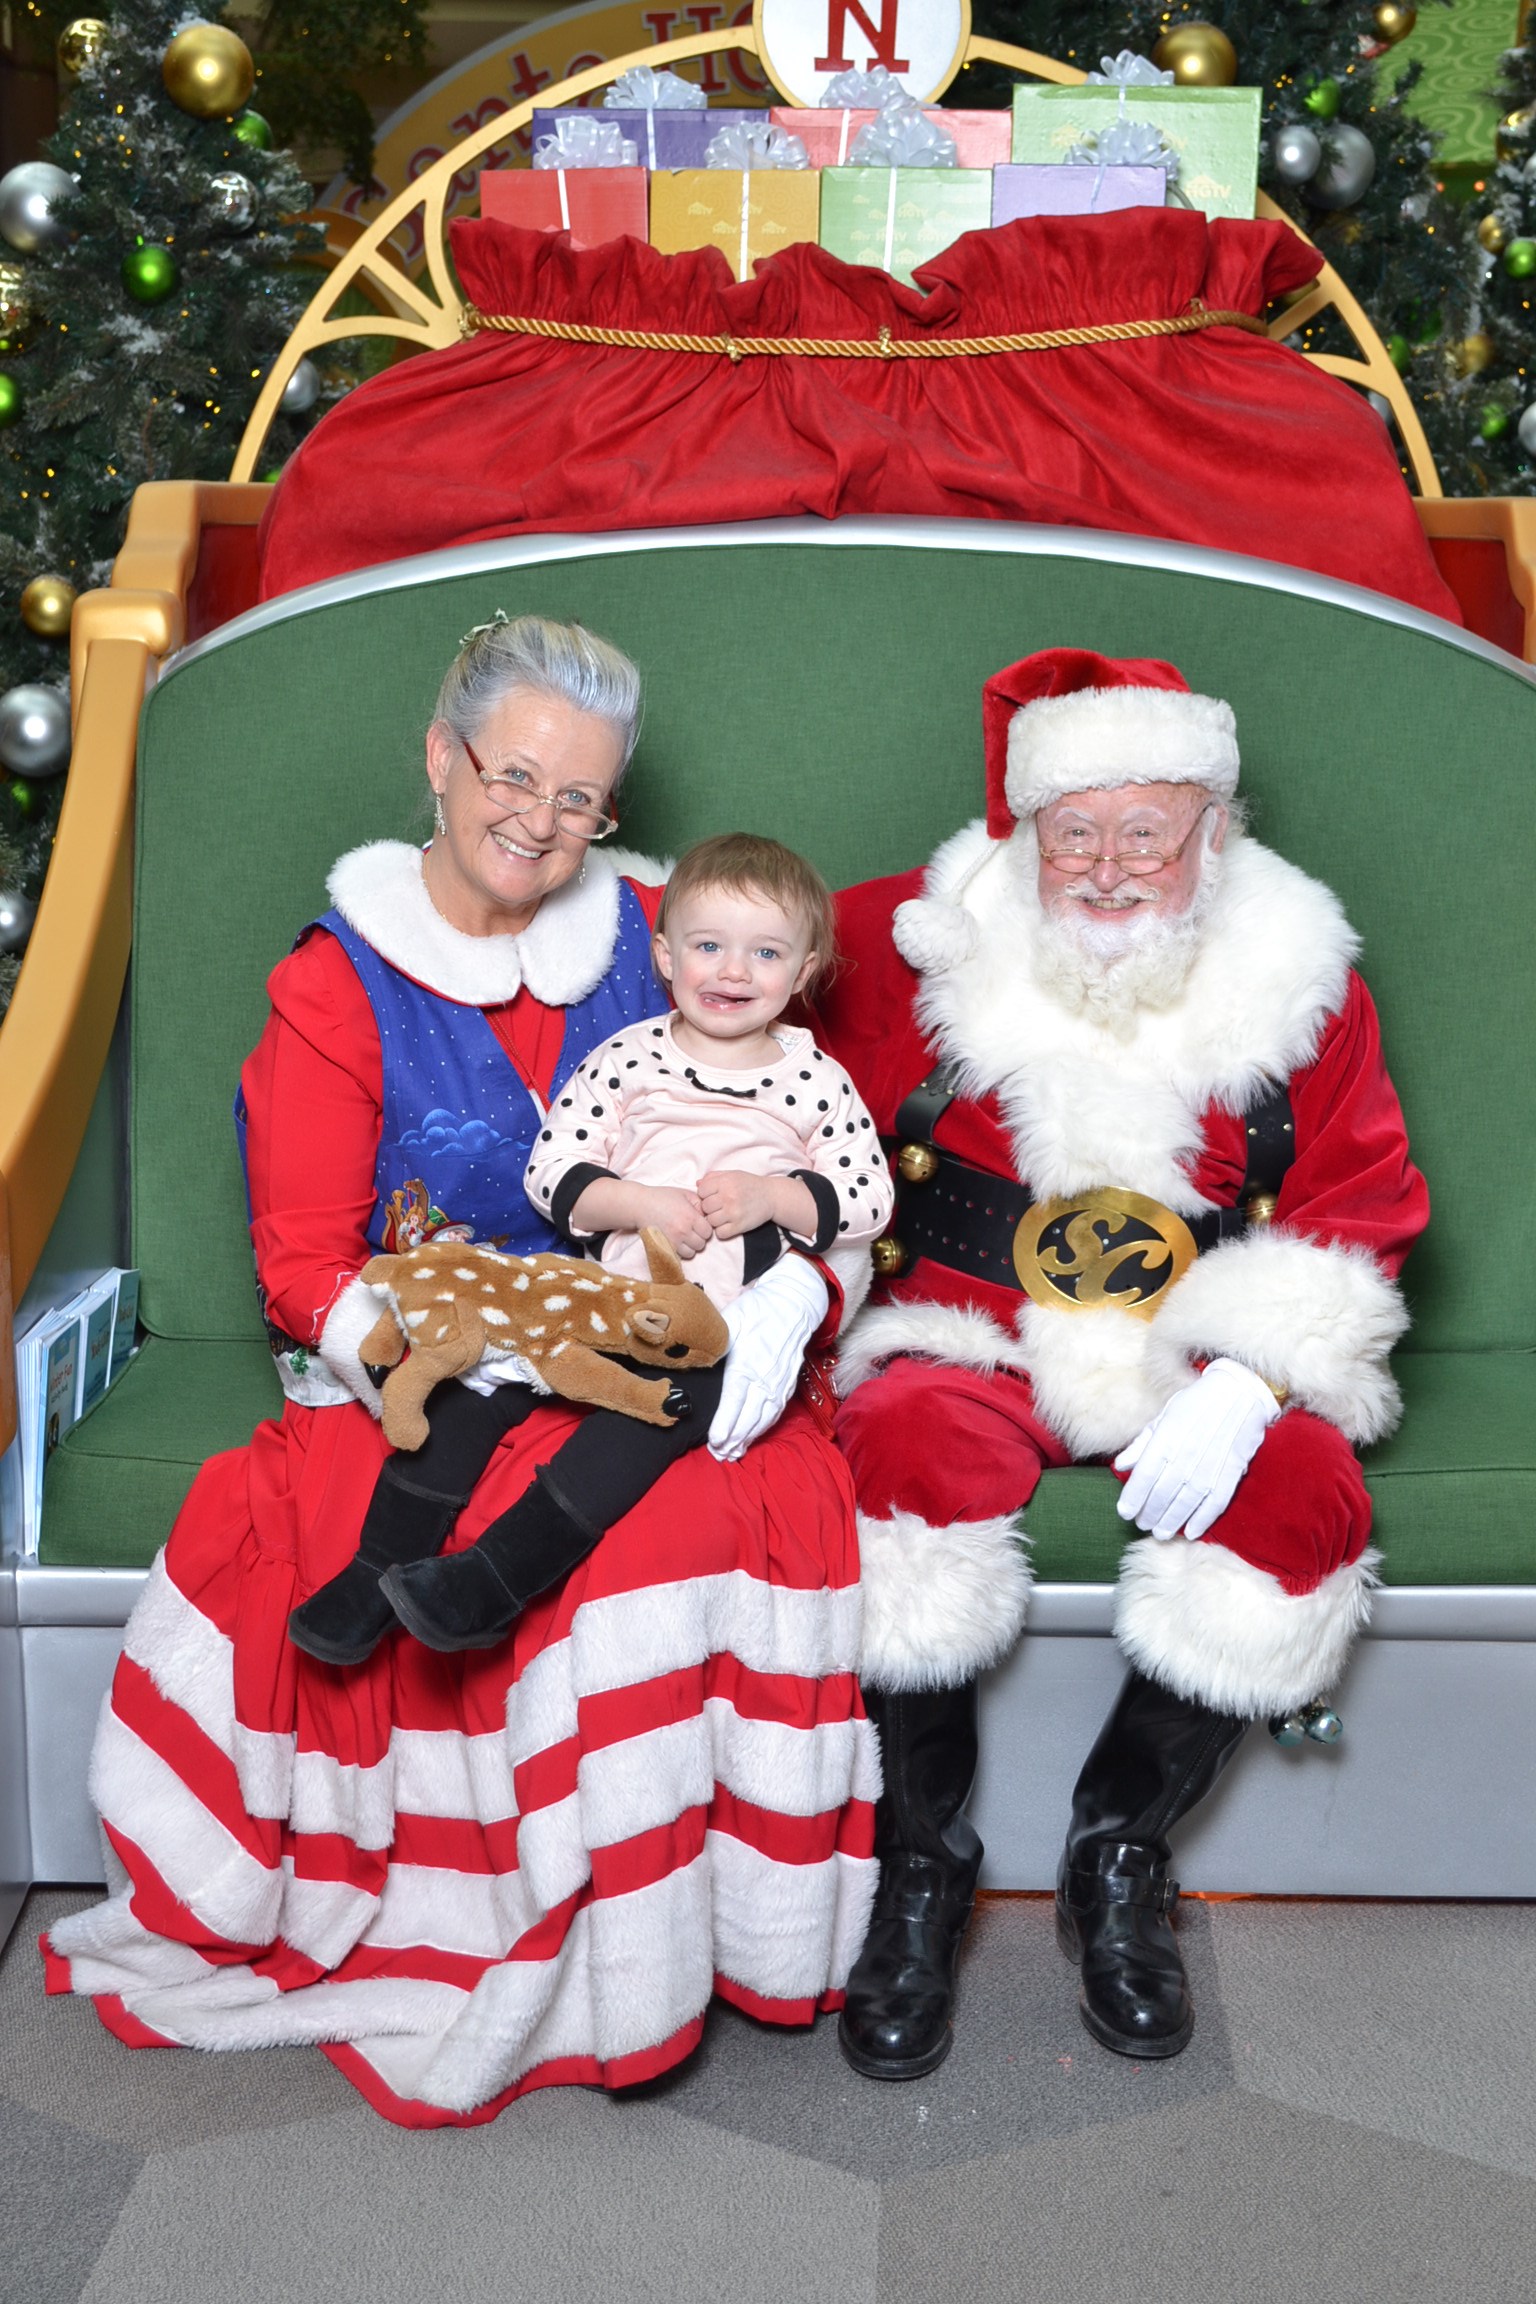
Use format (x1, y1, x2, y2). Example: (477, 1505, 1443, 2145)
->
(751, 0, 969, 107)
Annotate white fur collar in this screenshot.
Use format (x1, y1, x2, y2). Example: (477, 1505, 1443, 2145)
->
(325, 841, 667, 1008)
(907, 819, 1357, 1213)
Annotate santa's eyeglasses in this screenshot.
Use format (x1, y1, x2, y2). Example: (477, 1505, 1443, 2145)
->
(1036, 803, 1214, 877)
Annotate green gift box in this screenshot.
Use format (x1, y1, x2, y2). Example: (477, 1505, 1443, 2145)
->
(1010, 84, 1261, 220)
(819, 167, 993, 287)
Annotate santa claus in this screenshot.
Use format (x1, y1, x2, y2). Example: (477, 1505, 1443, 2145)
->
(819, 647, 1428, 2078)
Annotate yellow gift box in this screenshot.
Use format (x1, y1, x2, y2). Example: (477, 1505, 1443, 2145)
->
(649, 169, 822, 283)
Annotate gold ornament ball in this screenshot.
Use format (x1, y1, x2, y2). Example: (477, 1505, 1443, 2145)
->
(20, 574, 77, 638)
(57, 16, 107, 75)
(1371, 2, 1416, 43)
(161, 23, 255, 118)
(1152, 21, 1238, 87)
(1496, 106, 1536, 158)
(0, 260, 31, 340)
(1478, 213, 1509, 255)
(1454, 332, 1497, 378)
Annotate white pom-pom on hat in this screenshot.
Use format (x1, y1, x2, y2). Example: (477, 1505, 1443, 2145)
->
(893, 895, 979, 975)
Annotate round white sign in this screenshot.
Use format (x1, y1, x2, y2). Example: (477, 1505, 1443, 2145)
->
(752, 0, 971, 109)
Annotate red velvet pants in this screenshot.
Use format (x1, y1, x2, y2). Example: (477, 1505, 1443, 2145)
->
(836, 1356, 1373, 1598)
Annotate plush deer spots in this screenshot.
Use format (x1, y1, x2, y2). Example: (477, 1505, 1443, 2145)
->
(358, 1227, 729, 1451)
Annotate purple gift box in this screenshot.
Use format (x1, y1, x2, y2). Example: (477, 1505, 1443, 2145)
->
(990, 163, 1166, 225)
(531, 105, 757, 172)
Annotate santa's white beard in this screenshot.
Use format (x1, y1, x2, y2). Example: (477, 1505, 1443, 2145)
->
(1028, 859, 1220, 1037)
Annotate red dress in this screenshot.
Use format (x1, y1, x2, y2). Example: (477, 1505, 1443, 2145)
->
(45, 912, 877, 2128)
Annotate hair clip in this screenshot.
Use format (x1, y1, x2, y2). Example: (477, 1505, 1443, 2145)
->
(459, 608, 509, 649)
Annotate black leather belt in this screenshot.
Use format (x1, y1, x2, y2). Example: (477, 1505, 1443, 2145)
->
(881, 1063, 1295, 1304)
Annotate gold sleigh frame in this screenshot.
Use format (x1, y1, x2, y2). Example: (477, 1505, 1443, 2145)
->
(230, 29, 1442, 494)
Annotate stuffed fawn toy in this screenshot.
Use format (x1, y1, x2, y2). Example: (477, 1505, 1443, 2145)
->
(357, 1226, 729, 1450)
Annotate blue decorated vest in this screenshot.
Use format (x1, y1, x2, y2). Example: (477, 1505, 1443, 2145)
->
(238, 875, 664, 1399)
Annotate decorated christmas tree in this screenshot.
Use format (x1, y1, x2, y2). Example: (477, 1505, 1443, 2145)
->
(966, 1, 1494, 489)
(1458, 28, 1536, 485)
(0, 2, 322, 1011)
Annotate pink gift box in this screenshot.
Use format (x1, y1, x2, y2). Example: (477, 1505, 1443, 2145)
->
(480, 167, 649, 249)
(770, 106, 1011, 169)
(990, 162, 1167, 225)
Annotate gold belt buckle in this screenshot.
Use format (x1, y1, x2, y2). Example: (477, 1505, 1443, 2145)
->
(1013, 1188, 1198, 1321)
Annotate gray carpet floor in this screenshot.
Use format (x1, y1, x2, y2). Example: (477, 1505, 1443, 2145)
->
(5, 1888, 1535, 2303)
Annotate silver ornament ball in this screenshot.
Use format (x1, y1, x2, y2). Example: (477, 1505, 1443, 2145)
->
(206, 170, 255, 230)
(0, 161, 75, 255)
(1272, 123, 1321, 187)
(1310, 123, 1376, 209)
(1518, 403, 1536, 457)
(0, 682, 70, 777)
(0, 884, 36, 954)
(280, 357, 320, 415)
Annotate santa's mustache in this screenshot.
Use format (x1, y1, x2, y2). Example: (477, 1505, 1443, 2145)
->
(1059, 876, 1163, 909)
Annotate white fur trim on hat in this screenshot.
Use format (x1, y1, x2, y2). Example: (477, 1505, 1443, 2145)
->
(1005, 686, 1240, 822)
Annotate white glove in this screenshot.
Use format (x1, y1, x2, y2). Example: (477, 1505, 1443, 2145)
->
(708, 1255, 829, 1463)
(1114, 1358, 1281, 1542)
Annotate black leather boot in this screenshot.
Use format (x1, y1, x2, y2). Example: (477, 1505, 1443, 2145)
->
(838, 1681, 983, 2082)
(1055, 1670, 1247, 2059)
(288, 1472, 472, 1667)
(383, 1469, 597, 1653)
(288, 1384, 539, 1667)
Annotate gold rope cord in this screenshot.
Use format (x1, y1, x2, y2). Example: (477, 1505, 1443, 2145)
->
(460, 300, 1269, 363)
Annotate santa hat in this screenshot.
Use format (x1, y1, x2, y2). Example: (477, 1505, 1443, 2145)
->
(894, 648, 1240, 976)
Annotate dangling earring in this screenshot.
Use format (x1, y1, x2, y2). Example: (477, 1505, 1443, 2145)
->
(577, 858, 588, 885)
(433, 793, 446, 836)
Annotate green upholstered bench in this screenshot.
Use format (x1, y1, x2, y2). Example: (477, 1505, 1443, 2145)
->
(20, 517, 1536, 1895)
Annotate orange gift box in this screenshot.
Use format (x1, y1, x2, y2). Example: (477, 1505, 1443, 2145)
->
(480, 167, 648, 250)
(770, 106, 1011, 169)
(648, 169, 822, 281)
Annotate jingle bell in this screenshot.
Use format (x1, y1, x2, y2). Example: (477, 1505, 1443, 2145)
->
(1303, 1704, 1343, 1744)
(897, 1142, 939, 1185)
(1269, 1714, 1308, 1748)
(871, 1236, 907, 1278)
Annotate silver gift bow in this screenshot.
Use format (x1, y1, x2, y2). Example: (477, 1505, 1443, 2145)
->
(849, 101, 958, 168)
(532, 116, 639, 169)
(602, 65, 707, 109)
(704, 120, 810, 169)
(1083, 50, 1175, 88)
(821, 64, 911, 112)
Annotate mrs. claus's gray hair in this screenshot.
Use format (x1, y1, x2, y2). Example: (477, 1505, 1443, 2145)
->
(433, 612, 644, 776)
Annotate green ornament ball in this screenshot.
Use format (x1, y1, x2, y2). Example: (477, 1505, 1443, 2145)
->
(232, 110, 272, 151)
(122, 242, 178, 303)
(1303, 78, 1341, 122)
(0, 371, 19, 425)
(9, 777, 37, 814)
(1502, 238, 1536, 280)
(1478, 404, 1511, 441)
(1386, 333, 1411, 372)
